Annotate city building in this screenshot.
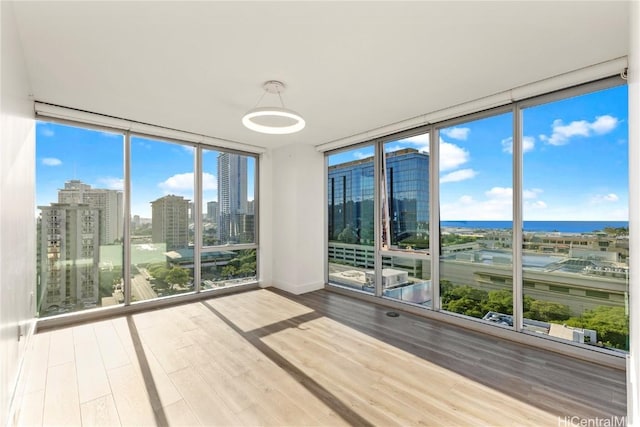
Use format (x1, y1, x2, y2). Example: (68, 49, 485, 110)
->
(188, 201, 195, 223)
(151, 195, 190, 250)
(2, 2, 638, 426)
(37, 203, 100, 313)
(37, 179, 121, 313)
(328, 148, 429, 247)
(217, 152, 252, 244)
(57, 179, 123, 244)
(206, 200, 219, 223)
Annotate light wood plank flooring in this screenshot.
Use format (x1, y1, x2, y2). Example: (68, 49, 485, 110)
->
(14, 288, 626, 426)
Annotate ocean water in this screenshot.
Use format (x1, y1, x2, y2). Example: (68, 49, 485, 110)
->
(440, 220, 629, 234)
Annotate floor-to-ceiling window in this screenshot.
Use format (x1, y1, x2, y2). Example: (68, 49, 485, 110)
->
(200, 148, 257, 291)
(130, 136, 195, 302)
(327, 145, 376, 293)
(35, 120, 260, 318)
(521, 84, 629, 350)
(325, 77, 628, 354)
(380, 133, 431, 306)
(36, 122, 124, 316)
(438, 112, 514, 325)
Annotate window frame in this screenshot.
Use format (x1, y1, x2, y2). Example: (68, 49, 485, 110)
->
(324, 75, 628, 358)
(35, 117, 261, 325)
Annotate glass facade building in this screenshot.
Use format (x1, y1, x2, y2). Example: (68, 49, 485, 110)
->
(328, 148, 429, 248)
(384, 148, 430, 248)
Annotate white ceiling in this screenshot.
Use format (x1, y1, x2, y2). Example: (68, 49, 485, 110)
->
(12, 1, 629, 150)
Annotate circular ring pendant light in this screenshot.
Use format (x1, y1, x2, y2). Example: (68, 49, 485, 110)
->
(242, 81, 305, 134)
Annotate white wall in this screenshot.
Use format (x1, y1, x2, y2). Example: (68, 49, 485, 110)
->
(268, 143, 324, 294)
(628, 1, 639, 425)
(0, 2, 36, 424)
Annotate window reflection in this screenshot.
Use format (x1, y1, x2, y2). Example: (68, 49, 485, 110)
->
(327, 146, 375, 293)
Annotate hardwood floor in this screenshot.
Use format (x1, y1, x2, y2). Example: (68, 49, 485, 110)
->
(14, 287, 626, 426)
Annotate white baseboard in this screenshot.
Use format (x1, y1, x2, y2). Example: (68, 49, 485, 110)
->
(271, 280, 324, 295)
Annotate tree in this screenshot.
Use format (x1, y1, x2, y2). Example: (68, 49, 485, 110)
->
(565, 306, 628, 350)
(221, 265, 237, 278)
(602, 226, 628, 237)
(441, 233, 478, 246)
(148, 263, 169, 282)
(525, 300, 571, 322)
(166, 267, 190, 287)
(446, 297, 485, 318)
(221, 250, 256, 278)
(441, 284, 488, 319)
(483, 290, 513, 315)
(238, 263, 256, 277)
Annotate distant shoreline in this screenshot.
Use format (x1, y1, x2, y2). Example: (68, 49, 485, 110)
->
(440, 220, 629, 234)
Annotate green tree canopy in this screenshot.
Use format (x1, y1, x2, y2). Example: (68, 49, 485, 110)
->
(148, 264, 169, 282)
(166, 267, 190, 286)
(221, 265, 237, 278)
(483, 290, 513, 315)
(565, 306, 628, 350)
(525, 300, 571, 322)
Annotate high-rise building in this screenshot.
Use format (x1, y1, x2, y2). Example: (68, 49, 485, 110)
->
(58, 179, 123, 244)
(188, 201, 195, 222)
(151, 195, 190, 250)
(217, 153, 251, 243)
(38, 203, 100, 312)
(132, 214, 141, 230)
(328, 148, 429, 247)
(206, 200, 219, 224)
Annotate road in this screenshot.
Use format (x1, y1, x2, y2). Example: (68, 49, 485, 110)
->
(131, 266, 157, 301)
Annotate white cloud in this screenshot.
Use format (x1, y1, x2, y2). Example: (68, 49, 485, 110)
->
(182, 145, 195, 154)
(159, 172, 216, 194)
(459, 195, 474, 204)
(441, 189, 512, 220)
(100, 131, 121, 139)
(523, 188, 543, 199)
(42, 157, 62, 166)
(353, 151, 373, 160)
(439, 141, 470, 171)
(485, 187, 512, 198)
(591, 115, 619, 134)
(202, 173, 217, 190)
(98, 177, 124, 190)
(591, 193, 619, 203)
(41, 127, 55, 137)
(501, 136, 535, 154)
(384, 145, 404, 153)
(441, 127, 470, 140)
(527, 200, 548, 209)
(398, 133, 430, 152)
(540, 115, 619, 146)
(398, 133, 429, 145)
(384, 133, 429, 153)
(440, 168, 476, 183)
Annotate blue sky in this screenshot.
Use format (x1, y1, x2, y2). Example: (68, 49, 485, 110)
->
(38, 85, 627, 221)
(36, 125, 255, 218)
(328, 84, 628, 221)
